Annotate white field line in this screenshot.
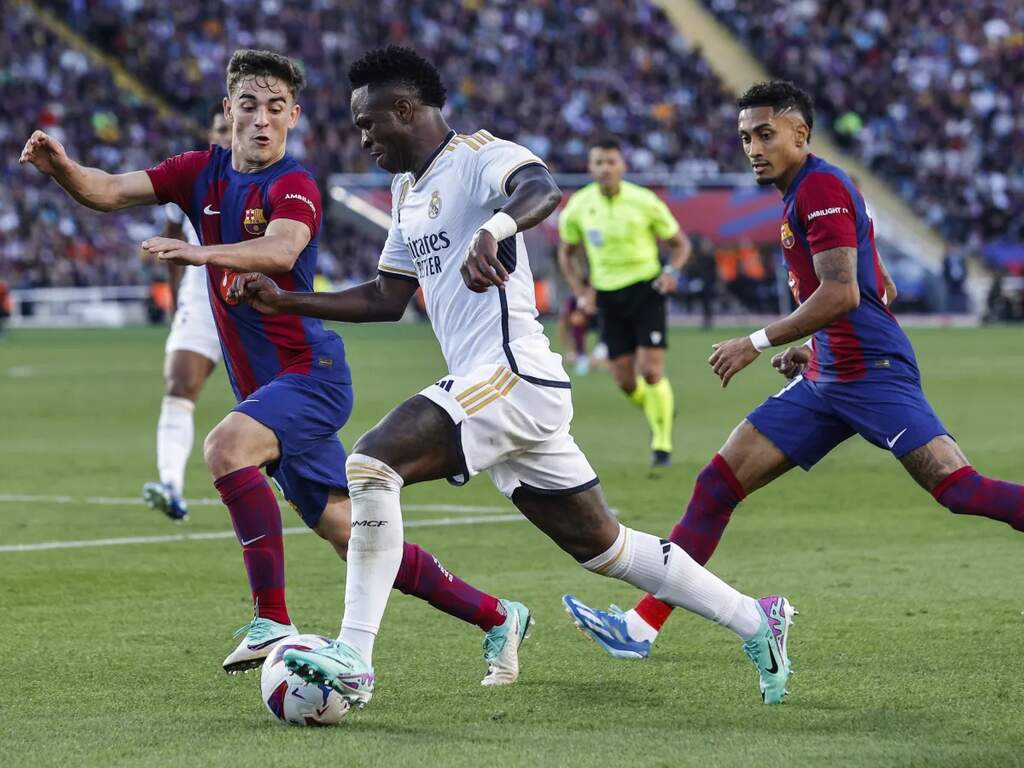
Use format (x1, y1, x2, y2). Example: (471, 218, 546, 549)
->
(0, 514, 525, 553)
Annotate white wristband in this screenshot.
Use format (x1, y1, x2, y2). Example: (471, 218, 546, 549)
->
(749, 328, 772, 352)
(479, 211, 517, 242)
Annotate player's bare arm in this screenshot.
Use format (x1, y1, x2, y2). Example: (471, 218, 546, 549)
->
(232, 271, 418, 322)
(19, 130, 159, 211)
(142, 218, 310, 272)
(877, 252, 898, 305)
(653, 231, 692, 294)
(556, 240, 596, 313)
(709, 246, 859, 387)
(461, 165, 561, 293)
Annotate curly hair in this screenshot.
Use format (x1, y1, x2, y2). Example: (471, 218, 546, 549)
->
(226, 49, 306, 99)
(348, 45, 447, 108)
(737, 81, 814, 139)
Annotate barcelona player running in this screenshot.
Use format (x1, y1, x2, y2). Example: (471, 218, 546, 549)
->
(564, 81, 1024, 662)
(19, 49, 528, 685)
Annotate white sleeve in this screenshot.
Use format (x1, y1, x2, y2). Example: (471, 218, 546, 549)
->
(164, 204, 185, 225)
(377, 178, 418, 283)
(465, 136, 546, 210)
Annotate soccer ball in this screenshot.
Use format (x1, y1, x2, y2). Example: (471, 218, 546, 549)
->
(259, 634, 350, 726)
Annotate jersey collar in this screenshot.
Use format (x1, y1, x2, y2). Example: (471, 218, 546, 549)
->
(783, 154, 819, 202)
(412, 130, 457, 185)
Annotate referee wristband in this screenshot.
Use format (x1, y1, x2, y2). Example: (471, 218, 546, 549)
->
(749, 328, 772, 352)
(479, 211, 517, 242)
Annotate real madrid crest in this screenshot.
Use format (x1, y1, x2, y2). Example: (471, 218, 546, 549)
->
(780, 220, 794, 249)
(244, 207, 268, 236)
(428, 190, 442, 219)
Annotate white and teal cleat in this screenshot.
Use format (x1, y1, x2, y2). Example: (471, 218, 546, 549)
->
(481, 599, 533, 686)
(742, 595, 797, 704)
(222, 616, 298, 675)
(284, 640, 375, 709)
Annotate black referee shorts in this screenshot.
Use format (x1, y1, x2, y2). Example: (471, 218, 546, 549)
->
(596, 278, 667, 359)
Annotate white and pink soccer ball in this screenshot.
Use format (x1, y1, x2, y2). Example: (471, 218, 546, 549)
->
(260, 634, 349, 726)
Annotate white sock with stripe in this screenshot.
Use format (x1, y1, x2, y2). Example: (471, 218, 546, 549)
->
(582, 524, 761, 639)
(338, 453, 405, 662)
(156, 395, 195, 495)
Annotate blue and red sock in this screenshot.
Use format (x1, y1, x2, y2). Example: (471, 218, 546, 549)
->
(933, 466, 1024, 531)
(634, 453, 745, 630)
(215, 466, 290, 625)
(394, 543, 506, 631)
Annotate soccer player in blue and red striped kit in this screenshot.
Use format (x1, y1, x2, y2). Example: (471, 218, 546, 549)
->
(565, 80, 1024, 660)
(19, 49, 527, 684)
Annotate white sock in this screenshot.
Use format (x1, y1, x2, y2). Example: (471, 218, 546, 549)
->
(157, 395, 195, 495)
(338, 453, 405, 663)
(624, 610, 659, 642)
(582, 525, 762, 640)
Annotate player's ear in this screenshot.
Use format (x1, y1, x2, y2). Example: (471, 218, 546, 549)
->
(288, 103, 301, 129)
(393, 97, 415, 125)
(794, 121, 810, 148)
(222, 96, 232, 122)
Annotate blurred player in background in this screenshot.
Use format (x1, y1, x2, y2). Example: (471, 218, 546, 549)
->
(235, 45, 795, 709)
(20, 49, 528, 686)
(564, 80, 1024, 660)
(142, 104, 231, 522)
(557, 138, 691, 468)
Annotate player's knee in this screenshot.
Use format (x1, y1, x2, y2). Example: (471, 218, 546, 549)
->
(203, 426, 246, 477)
(165, 374, 202, 402)
(640, 368, 662, 386)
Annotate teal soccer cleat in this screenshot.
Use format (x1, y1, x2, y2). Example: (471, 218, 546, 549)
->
(222, 616, 297, 674)
(481, 599, 533, 686)
(742, 595, 797, 704)
(284, 640, 375, 709)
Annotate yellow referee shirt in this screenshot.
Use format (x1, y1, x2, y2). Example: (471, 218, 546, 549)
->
(558, 180, 680, 292)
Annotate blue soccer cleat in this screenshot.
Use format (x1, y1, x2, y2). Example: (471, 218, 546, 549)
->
(562, 594, 652, 659)
(284, 640, 375, 709)
(142, 481, 189, 521)
(742, 595, 797, 704)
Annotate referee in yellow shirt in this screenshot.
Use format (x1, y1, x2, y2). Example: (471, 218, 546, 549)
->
(558, 137, 691, 467)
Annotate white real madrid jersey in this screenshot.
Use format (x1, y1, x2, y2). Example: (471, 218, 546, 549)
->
(165, 203, 209, 302)
(378, 130, 569, 386)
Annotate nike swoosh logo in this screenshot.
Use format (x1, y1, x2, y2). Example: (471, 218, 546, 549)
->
(765, 644, 779, 675)
(247, 635, 286, 650)
(240, 399, 260, 404)
(203, 205, 220, 215)
(886, 427, 908, 449)
(240, 533, 266, 546)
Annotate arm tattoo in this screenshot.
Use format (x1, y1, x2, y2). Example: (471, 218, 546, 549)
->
(813, 247, 858, 284)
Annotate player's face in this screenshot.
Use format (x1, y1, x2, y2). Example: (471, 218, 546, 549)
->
(588, 147, 626, 189)
(225, 76, 300, 168)
(738, 106, 809, 188)
(207, 113, 231, 150)
(351, 85, 419, 174)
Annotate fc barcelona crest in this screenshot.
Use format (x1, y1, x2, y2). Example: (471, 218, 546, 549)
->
(428, 190, 442, 219)
(780, 221, 795, 249)
(244, 207, 268, 235)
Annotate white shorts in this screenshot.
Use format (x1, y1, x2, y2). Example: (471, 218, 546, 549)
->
(165, 266, 222, 363)
(418, 363, 598, 498)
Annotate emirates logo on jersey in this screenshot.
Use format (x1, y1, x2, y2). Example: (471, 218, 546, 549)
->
(428, 190, 442, 219)
(781, 221, 795, 250)
(244, 208, 268, 236)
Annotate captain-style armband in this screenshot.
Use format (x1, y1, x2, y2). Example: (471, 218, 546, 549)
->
(749, 328, 772, 352)
(479, 211, 517, 242)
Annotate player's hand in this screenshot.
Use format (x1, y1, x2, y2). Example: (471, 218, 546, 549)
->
(142, 237, 209, 267)
(229, 272, 283, 314)
(771, 345, 812, 379)
(18, 130, 71, 177)
(708, 336, 760, 388)
(461, 230, 509, 293)
(653, 271, 678, 295)
(576, 286, 597, 315)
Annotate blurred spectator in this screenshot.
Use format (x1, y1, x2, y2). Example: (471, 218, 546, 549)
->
(682, 234, 718, 328)
(942, 245, 970, 313)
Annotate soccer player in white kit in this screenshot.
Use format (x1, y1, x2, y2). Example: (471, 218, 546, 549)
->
(143, 106, 231, 521)
(233, 46, 797, 708)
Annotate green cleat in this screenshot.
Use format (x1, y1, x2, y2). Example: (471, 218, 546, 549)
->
(284, 640, 375, 709)
(481, 599, 533, 686)
(742, 595, 797, 704)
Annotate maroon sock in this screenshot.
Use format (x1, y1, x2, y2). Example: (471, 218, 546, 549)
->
(215, 466, 290, 625)
(933, 466, 1024, 531)
(571, 323, 586, 357)
(393, 542, 506, 631)
(635, 453, 746, 630)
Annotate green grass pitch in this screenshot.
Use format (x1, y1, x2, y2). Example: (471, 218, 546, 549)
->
(1, 323, 1022, 767)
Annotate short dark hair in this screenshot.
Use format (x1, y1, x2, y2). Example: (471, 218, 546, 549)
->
(737, 80, 814, 139)
(589, 136, 622, 153)
(226, 49, 305, 99)
(348, 45, 447, 108)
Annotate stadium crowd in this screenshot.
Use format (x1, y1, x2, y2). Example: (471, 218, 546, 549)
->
(706, 0, 1024, 248)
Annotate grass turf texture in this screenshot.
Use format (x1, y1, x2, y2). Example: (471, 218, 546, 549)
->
(1, 323, 1022, 768)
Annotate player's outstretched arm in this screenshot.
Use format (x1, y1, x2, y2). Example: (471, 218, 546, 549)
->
(462, 165, 561, 292)
(19, 130, 158, 211)
(144, 219, 310, 273)
(230, 272, 417, 322)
